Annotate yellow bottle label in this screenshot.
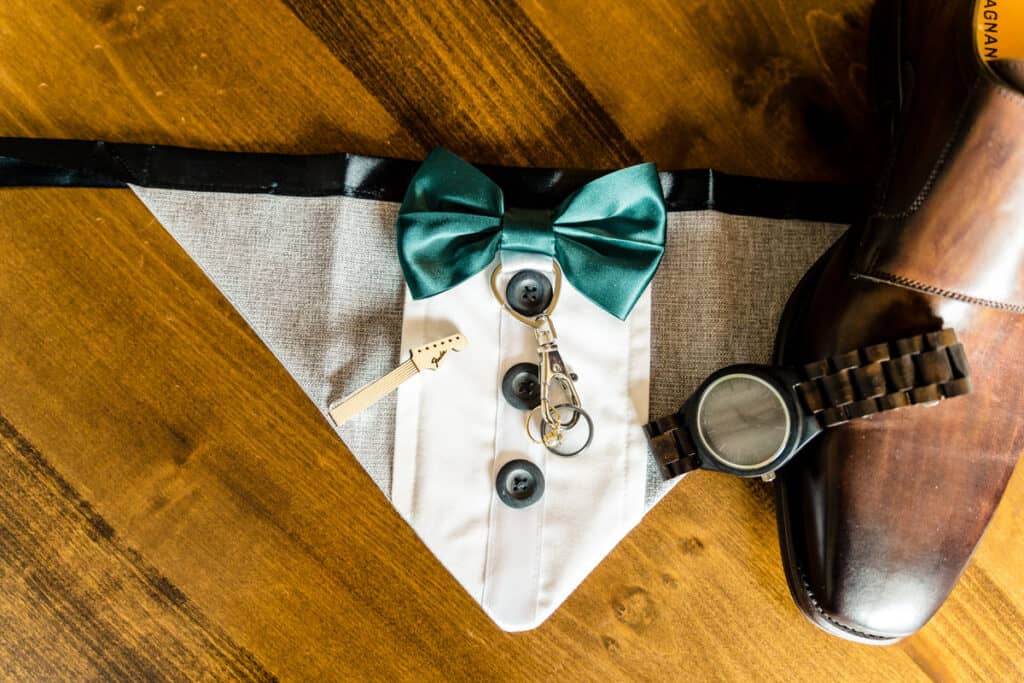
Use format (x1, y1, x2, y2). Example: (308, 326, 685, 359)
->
(977, 0, 1024, 60)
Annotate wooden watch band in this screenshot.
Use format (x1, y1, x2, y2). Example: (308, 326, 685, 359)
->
(645, 329, 972, 481)
(795, 328, 971, 428)
(644, 412, 700, 480)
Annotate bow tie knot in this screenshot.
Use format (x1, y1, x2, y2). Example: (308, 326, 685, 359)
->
(500, 208, 555, 255)
(397, 148, 667, 320)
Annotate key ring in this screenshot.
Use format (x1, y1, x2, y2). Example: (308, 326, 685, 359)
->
(528, 403, 593, 456)
(526, 404, 564, 447)
(489, 260, 563, 327)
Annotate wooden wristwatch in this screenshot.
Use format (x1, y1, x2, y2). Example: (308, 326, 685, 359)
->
(644, 329, 972, 480)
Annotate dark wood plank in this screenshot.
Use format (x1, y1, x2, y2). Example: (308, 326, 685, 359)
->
(519, 0, 879, 179)
(282, 0, 641, 167)
(0, 413, 274, 681)
(0, 0, 423, 157)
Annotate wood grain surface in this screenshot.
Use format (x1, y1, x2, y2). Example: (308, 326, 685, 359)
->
(0, 1, 1021, 680)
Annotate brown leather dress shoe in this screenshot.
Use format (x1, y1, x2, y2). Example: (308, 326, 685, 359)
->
(774, 0, 1024, 643)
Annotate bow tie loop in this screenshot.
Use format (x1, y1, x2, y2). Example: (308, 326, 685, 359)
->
(397, 148, 666, 320)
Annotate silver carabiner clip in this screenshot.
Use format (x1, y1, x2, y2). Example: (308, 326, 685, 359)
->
(491, 261, 593, 455)
(533, 314, 582, 431)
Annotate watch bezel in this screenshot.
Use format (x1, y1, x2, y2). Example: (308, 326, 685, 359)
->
(685, 364, 803, 477)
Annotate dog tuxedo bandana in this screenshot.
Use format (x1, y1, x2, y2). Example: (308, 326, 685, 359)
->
(0, 139, 853, 631)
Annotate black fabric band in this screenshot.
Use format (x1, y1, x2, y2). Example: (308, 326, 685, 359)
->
(0, 137, 862, 223)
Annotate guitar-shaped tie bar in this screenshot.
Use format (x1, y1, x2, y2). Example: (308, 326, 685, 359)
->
(328, 333, 468, 426)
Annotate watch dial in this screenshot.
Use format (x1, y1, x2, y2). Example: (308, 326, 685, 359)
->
(696, 373, 791, 470)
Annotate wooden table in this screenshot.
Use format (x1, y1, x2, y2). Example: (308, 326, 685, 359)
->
(1, 1, 1021, 679)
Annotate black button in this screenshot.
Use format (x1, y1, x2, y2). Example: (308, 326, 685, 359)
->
(495, 459, 544, 508)
(502, 362, 541, 410)
(505, 270, 552, 317)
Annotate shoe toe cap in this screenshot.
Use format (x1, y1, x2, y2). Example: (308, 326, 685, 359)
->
(775, 416, 1013, 642)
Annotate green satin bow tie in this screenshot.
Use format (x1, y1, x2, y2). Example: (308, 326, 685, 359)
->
(396, 148, 667, 320)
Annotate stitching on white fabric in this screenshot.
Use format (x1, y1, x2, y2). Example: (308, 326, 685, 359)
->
(479, 303, 505, 605)
(407, 293, 428, 522)
(388, 299, 406, 505)
(532, 431, 546, 624)
(622, 309, 633, 543)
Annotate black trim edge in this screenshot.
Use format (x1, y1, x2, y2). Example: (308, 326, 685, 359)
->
(0, 138, 861, 223)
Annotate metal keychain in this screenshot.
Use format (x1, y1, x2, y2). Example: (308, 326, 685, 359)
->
(490, 262, 593, 455)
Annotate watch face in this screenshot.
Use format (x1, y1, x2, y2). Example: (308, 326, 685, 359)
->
(695, 373, 791, 471)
